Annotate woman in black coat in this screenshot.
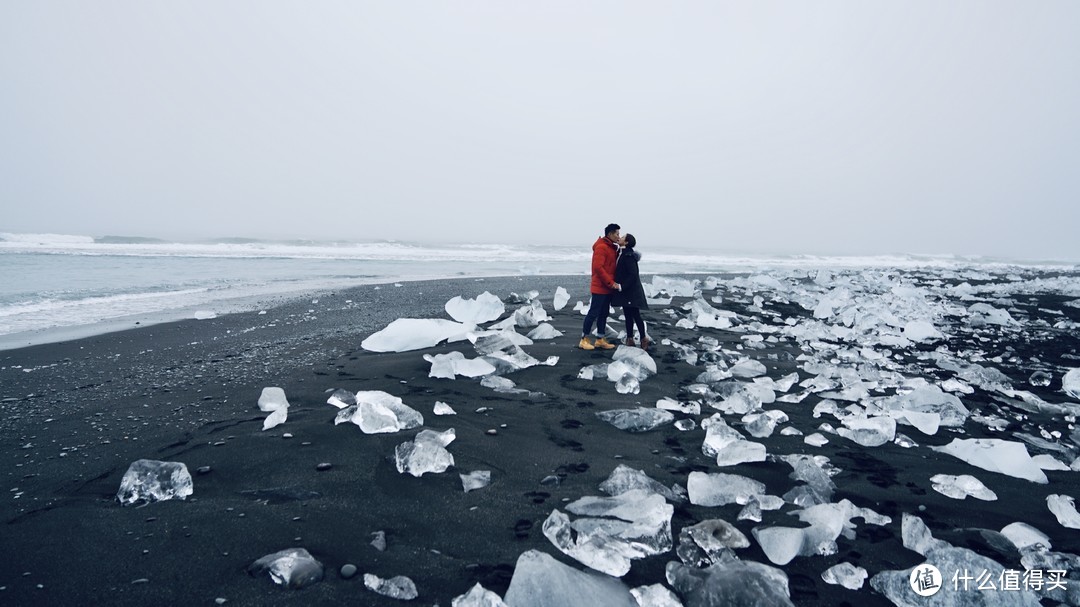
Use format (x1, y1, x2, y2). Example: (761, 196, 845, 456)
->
(611, 233, 650, 349)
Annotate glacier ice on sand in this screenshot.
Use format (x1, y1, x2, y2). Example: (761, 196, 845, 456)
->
(364, 573, 419, 600)
(503, 550, 637, 607)
(362, 318, 472, 352)
(395, 428, 456, 477)
(247, 548, 324, 589)
(335, 390, 424, 434)
(116, 459, 194, 505)
(445, 291, 505, 324)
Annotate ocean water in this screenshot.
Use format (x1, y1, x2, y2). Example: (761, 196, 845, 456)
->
(1, 232, 1075, 349)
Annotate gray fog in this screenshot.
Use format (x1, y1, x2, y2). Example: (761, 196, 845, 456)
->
(2, 2, 1078, 260)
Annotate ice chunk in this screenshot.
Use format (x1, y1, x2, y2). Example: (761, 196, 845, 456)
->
(657, 397, 700, 415)
(901, 513, 947, 556)
(596, 408, 675, 432)
(326, 388, 355, 409)
(480, 375, 530, 395)
(599, 464, 682, 503)
(903, 320, 943, 343)
(665, 560, 794, 607)
(605, 346, 657, 394)
(395, 428, 456, 477)
(263, 406, 288, 431)
(527, 323, 563, 340)
(336, 391, 424, 434)
(967, 302, 1018, 326)
(1028, 370, 1052, 387)
(714, 441, 768, 467)
(247, 548, 324, 589)
(931, 438, 1048, 483)
(650, 276, 699, 298)
(362, 318, 472, 352)
(363, 573, 418, 600)
(930, 474, 998, 501)
(753, 500, 890, 565)
(684, 518, 750, 555)
(729, 359, 767, 379)
(873, 385, 970, 428)
(821, 562, 867, 590)
(687, 471, 765, 507)
(434, 401, 457, 415)
(1033, 454, 1070, 470)
(445, 291, 505, 324)
(424, 351, 497, 379)
(1047, 494, 1080, 529)
(503, 550, 637, 607)
(553, 286, 570, 311)
(1065, 368, 1080, 400)
(836, 416, 896, 447)
(1000, 522, 1052, 551)
(452, 583, 509, 607)
(116, 459, 193, 505)
(542, 489, 673, 577)
(700, 415, 766, 466)
(781, 455, 837, 506)
(742, 410, 788, 438)
(629, 584, 682, 607)
(258, 387, 290, 412)
(460, 470, 491, 493)
(804, 433, 829, 447)
(473, 332, 555, 373)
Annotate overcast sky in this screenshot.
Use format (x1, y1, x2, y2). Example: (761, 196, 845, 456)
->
(2, 2, 1078, 260)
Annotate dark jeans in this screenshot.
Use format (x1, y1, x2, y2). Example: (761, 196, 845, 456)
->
(582, 293, 613, 338)
(624, 305, 646, 341)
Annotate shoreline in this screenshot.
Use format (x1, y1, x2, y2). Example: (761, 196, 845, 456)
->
(1, 272, 1079, 606)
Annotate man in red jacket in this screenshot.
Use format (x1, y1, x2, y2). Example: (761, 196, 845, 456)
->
(579, 223, 622, 350)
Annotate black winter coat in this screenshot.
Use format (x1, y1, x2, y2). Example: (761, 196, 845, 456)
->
(611, 248, 649, 309)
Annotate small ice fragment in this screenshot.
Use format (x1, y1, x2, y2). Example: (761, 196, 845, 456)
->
(553, 286, 571, 311)
(434, 401, 457, 415)
(1032, 454, 1070, 471)
(836, 417, 896, 447)
(599, 464, 681, 502)
(687, 471, 765, 507)
(1047, 494, 1080, 529)
(1000, 522, 1052, 551)
(804, 433, 828, 447)
(1028, 371, 1052, 387)
(258, 387, 289, 412)
(729, 359, 767, 378)
(263, 406, 288, 431)
(527, 323, 563, 340)
(452, 582, 509, 607)
(930, 474, 998, 501)
(675, 419, 696, 431)
(657, 397, 700, 415)
(193, 310, 217, 320)
(363, 573, 418, 600)
(931, 438, 1048, 483)
(247, 548, 324, 589)
(894, 433, 919, 448)
(666, 560, 794, 607)
(503, 550, 637, 606)
(445, 292, 505, 324)
(338, 391, 424, 434)
(424, 351, 497, 379)
(116, 459, 193, 505)
(395, 428, 456, 477)
(460, 470, 491, 493)
(326, 388, 355, 409)
(751, 526, 805, 565)
(370, 531, 387, 551)
(596, 408, 675, 432)
(821, 562, 867, 590)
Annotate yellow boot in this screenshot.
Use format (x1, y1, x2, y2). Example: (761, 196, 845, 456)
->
(594, 337, 616, 350)
(578, 336, 596, 350)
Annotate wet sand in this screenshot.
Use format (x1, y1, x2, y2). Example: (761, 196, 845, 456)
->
(1, 273, 1079, 606)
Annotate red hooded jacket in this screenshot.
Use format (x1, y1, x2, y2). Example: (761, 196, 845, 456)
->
(590, 236, 620, 295)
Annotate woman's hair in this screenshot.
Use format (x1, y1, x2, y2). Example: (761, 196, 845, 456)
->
(624, 233, 636, 248)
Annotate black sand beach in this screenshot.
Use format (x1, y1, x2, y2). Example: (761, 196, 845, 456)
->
(2, 273, 1080, 606)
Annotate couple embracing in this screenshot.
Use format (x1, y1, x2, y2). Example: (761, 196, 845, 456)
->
(579, 223, 650, 351)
